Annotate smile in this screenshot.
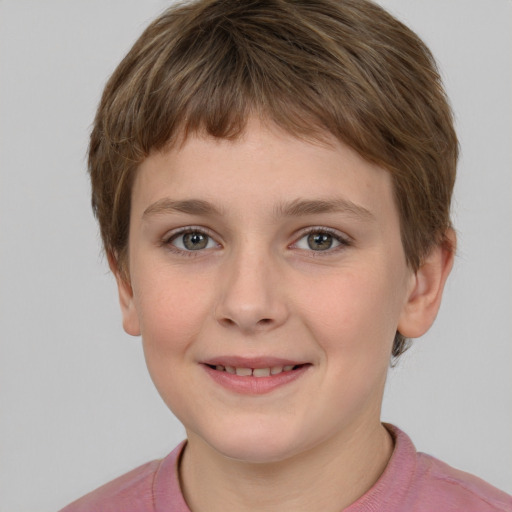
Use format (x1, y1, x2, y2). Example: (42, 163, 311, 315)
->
(207, 364, 303, 377)
(201, 359, 311, 394)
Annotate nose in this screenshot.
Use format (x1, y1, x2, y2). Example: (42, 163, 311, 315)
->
(215, 245, 289, 334)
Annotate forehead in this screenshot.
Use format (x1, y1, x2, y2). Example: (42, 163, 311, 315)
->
(132, 119, 395, 224)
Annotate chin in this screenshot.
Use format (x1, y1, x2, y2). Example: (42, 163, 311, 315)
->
(194, 419, 313, 464)
(214, 440, 299, 464)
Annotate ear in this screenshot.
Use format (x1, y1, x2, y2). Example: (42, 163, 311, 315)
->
(398, 229, 456, 338)
(107, 252, 141, 337)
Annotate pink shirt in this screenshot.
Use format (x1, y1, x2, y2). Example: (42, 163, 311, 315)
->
(60, 425, 512, 511)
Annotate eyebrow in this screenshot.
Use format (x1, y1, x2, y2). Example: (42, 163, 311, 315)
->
(143, 198, 222, 218)
(274, 198, 375, 221)
(142, 197, 374, 221)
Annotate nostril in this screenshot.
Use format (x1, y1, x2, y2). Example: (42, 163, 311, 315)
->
(257, 318, 272, 326)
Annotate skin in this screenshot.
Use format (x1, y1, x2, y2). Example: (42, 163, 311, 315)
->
(112, 119, 454, 511)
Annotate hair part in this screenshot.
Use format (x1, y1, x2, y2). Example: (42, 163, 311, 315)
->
(89, 0, 458, 359)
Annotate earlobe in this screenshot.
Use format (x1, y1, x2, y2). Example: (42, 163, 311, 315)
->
(398, 229, 456, 339)
(108, 252, 141, 337)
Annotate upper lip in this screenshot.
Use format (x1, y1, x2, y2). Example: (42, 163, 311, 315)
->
(201, 356, 309, 368)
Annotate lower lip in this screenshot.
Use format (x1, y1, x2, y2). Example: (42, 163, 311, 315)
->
(202, 365, 310, 395)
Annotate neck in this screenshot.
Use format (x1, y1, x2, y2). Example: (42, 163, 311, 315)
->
(179, 422, 393, 512)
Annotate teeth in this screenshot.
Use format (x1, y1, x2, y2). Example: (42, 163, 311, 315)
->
(253, 367, 271, 377)
(213, 364, 299, 376)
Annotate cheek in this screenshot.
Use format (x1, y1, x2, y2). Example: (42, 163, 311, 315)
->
(133, 271, 215, 412)
(133, 271, 213, 357)
(296, 266, 401, 358)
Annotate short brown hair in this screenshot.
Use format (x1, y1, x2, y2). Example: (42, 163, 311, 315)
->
(89, 0, 458, 358)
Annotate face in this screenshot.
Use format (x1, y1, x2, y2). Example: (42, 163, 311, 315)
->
(117, 120, 418, 463)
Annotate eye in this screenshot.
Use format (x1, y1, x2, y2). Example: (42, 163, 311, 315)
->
(293, 229, 349, 252)
(168, 230, 218, 251)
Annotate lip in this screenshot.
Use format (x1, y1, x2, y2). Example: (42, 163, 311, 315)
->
(202, 356, 308, 368)
(200, 356, 311, 395)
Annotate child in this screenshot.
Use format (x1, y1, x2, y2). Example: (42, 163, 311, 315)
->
(60, 0, 512, 510)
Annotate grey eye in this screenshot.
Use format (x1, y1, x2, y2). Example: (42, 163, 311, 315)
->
(307, 232, 334, 251)
(295, 231, 343, 251)
(172, 231, 216, 251)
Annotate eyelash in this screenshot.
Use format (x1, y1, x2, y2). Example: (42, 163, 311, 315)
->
(291, 227, 352, 256)
(163, 226, 220, 258)
(162, 226, 352, 257)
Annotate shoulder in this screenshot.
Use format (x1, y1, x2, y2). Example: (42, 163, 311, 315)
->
(414, 451, 512, 512)
(58, 459, 162, 512)
(381, 424, 512, 512)
(59, 442, 188, 512)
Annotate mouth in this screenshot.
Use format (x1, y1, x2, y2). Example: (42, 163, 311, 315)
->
(201, 358, 311, 394)
(205, 363, 308, 377)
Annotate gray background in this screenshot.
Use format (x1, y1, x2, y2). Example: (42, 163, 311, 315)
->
(0, 1, 511, 510)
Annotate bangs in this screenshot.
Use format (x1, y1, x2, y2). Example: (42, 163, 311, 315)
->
(98, 0, 399, 159)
